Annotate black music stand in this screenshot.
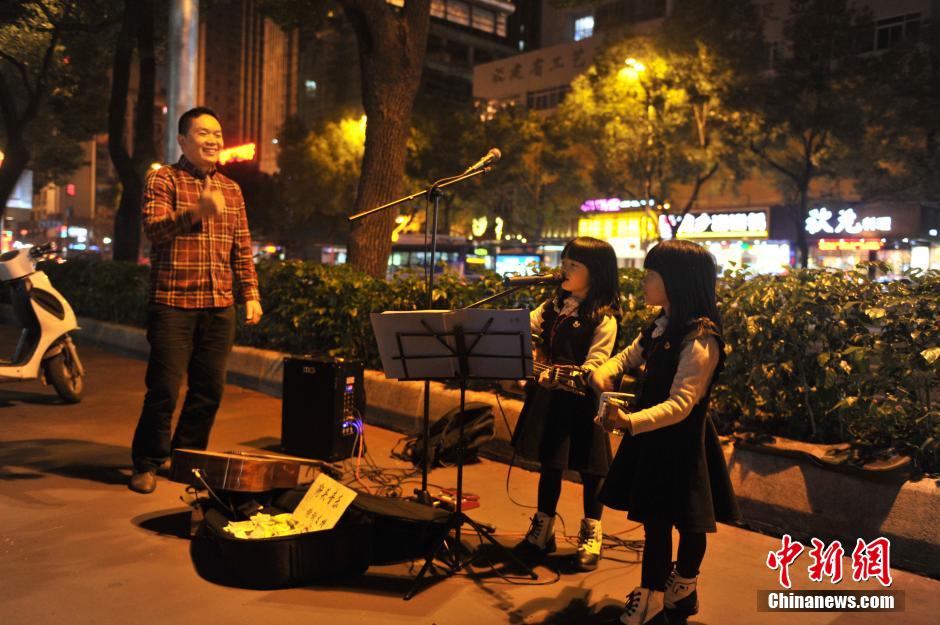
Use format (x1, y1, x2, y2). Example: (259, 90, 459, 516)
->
(351, 168, 489, 506)
(370, 309, 539, 599)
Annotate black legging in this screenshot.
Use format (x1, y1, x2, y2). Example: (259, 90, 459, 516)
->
(640, 521, 707, 590)
(537, 467, 605, 519)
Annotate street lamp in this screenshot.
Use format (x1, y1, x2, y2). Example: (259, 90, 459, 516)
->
(619, 57, 647, 82)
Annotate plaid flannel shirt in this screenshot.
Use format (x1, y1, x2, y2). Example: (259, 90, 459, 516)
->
(142, 155, 260, 309)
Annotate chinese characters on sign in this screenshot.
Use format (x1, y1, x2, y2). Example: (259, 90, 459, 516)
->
(766, 534, 893, 589)
(659, 211, 769, 239)
(580, 198, 655, 213)
(490, 46, 591, 85)
(292, 473, 358, 533)
(470, 215, 505, 240)
(805, 208, 892, 235)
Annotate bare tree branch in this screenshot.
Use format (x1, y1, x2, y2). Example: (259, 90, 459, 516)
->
(679, 161, 720, 214)
(750, 142, 802, 185)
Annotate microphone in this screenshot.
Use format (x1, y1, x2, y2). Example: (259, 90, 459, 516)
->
(503, 272, 564, 287)
(464, 148, 501, 173)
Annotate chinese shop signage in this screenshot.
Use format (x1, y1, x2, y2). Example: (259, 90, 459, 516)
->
(659, 210, 770, 240)
(580, 198, 655, 213)
(818, 239, 884, 251)
(806, 207, 892, 236)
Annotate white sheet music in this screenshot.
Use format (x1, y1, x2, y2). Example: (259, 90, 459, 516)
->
(370, 309, 533, 380)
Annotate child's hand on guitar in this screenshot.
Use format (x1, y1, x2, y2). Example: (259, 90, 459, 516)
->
(596, 401, 631, 435)
(589, 368, 617, 393)
(537, 368, 560, 389)
(533, 345, 549, 365)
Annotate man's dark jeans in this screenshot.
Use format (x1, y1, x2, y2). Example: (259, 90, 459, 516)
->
(131, 303, 236, 472)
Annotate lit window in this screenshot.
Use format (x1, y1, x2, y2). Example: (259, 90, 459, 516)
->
(472, 8, 495, 33)
(305, 80, 317, 94)
(431, 0, 445, 19)
(446, 1, 470, 26)
(497, 14, 508, 37)
(574, 15, 594, 42)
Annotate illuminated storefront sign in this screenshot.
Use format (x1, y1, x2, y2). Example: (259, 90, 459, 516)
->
(805, 207, 891, 235)
(818, 238, 884, 252)
(580, 198, 655, 213)
(468, 215, 504, 241)
(218, 143, 256, 165)
(579, 212, 658, 240)
(659, 210, 769, 240)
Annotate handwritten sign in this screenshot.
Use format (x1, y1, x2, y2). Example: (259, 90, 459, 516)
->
(292, 473, 357, 532)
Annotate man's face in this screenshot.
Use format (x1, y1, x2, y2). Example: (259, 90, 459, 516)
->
(178, 114, 223, 170)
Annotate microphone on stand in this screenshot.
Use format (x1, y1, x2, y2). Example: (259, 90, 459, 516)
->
(464, 148, 501, 173)
(503, 272, 565, 287)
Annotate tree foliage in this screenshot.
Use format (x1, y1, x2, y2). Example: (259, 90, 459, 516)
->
(0, 0, 118, 219)
(560, 36, 747, 237)
(848, 19, 940, 202)
(740, 0, 879, 267)
(450, 104, 595, 240)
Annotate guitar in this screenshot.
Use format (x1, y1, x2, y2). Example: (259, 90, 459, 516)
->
(529, 360, 590, 396)
(170, 449, 337, 493)
(511, 360, 593, 460)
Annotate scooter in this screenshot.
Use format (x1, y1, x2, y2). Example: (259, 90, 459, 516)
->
(0, 242, 84, 402)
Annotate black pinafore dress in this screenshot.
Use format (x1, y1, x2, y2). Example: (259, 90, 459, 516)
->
(599, 319, 741, 533)
(511, 303, 613, 476)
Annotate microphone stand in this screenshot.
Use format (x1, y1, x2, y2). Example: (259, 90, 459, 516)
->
(464, 285, 525, 309)
(348, 166, 490, 502)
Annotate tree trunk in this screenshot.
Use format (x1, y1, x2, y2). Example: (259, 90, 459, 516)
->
(0, 31, 59, 221)
(795, 187, 810, 268)
(342, 0, 430, 278)
(113, 176, 143, 260)
(109, 0, 156, 262)
(347, 106, 414, 277)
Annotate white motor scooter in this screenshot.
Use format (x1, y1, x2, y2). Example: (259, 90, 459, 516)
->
(0, 242, 84, 402)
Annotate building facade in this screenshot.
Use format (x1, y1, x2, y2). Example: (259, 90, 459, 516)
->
(198, 0, 299, 173)
(469, 0, 939, 274)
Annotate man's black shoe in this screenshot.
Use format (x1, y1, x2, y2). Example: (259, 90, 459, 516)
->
(129, 470, 157, 494)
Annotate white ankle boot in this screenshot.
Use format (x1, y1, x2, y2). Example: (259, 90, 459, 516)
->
(665, 567, 699, 616)
(620, 587, 668, 625)
(575, 517, 603, 571)
(514, 511, 556, 559)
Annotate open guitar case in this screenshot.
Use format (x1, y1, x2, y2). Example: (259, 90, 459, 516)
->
(199, 487, 450, 588)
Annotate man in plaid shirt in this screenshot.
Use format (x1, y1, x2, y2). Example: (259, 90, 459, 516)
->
(130, 107, 262, 494)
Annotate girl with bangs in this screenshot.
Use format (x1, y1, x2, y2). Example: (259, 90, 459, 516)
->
(512, 236, 620, 572)
(590, 239, 740, 625)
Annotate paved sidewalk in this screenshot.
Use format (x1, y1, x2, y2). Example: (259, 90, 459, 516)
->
(0, 327, 937, 625)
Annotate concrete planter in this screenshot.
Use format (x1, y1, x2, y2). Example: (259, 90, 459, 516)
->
(725, 437, 938, 577)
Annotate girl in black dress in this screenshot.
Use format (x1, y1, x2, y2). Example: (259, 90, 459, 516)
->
(512, 236, 620, 572)
(590, 240, 740, 624)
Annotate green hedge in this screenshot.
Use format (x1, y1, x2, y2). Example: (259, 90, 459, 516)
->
(714, 264, 939, 473)
(37, 259, 939, 473)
